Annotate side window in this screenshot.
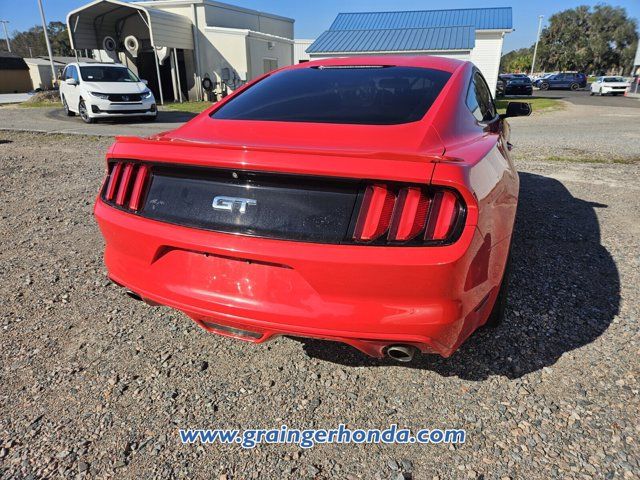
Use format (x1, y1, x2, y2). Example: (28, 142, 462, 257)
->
(466, 72, 496, 122)
(70, 66, 80, 82)
(474, 72, 496, 120)
(466, 79, 483, 122)
(62, 66, 69, 80)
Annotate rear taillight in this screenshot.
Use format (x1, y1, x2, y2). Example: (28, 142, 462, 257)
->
(103, 161, 150, 212)
(353, 184, 396, 241)
(353, 184, 464, 245)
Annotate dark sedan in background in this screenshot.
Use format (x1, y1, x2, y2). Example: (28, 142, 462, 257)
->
(497, 74, 533, 96)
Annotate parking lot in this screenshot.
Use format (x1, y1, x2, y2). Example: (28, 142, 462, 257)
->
(0, 98, 638, 478)
(532, 88, 640, 108)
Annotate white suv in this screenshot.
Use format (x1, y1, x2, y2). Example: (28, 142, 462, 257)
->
(59, 62, 157, 123)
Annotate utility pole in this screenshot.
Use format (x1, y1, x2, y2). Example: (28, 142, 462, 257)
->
(36, 0, 57, 89)
(0, 20, 10, 52)
(530, 15, 544, 76)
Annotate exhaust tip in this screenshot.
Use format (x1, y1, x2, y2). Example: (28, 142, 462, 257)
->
(125, 290, 143, 302)
(386, 345, 418, 363)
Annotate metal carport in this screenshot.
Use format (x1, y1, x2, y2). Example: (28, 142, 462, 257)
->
(66, 0, 194, 104)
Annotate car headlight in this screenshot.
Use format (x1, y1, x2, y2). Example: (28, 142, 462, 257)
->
(90, 91, 109, 100)
(141, 89, 153, 99)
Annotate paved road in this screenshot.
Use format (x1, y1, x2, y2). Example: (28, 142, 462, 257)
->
(532, 88, 640, 108)
(0, 106, 195, 137)
(0, 93, 32, 105)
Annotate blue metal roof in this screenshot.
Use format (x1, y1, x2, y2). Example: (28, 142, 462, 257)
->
(306, 25, 475, 54)
(307, 7, 512, 54)
(328, 8, 513, 31)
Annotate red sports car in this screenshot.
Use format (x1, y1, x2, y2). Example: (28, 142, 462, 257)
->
(95, 56, 530, 362)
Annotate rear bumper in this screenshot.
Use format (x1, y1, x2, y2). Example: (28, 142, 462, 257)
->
(95, 199, 500, 358)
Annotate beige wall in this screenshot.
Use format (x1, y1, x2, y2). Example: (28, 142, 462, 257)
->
(201, 27, 248, 87)
(0, 70, 33, 93)
(246, 35, 293, 79)
(203, 4, 293, 39)
(26, 64, 53, 90)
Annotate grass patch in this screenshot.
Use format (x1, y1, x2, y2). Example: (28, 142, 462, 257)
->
(19, 101, 62, 108)
(495, 97, 563, 114)
(540, 155, 639, 165)
(162, 101, 213, 114)
(19, 90, 61, 108)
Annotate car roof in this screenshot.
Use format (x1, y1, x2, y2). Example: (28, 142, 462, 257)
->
(288, 55, 466, 74)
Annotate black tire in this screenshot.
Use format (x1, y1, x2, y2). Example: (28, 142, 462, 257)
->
(539, 82, 549, 91)
(599, 88, 603, 96)
(570, 82, 579, 91)
(589, 91, 594, 96)
(62, 96, 75, 116)
(485, 246, 513, 328)
(78, 99, 94, 124)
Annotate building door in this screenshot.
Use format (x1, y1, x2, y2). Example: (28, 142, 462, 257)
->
(263, 59, 278, 74)
(136, 51, 175, 102)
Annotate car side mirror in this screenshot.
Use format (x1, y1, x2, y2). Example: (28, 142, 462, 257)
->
(65, 78, 78, 86)
(141, 79, 148, 85)
(501, 102, 531, 119)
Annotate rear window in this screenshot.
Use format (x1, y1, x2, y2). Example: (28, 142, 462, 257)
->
(211, 66, 452, 125)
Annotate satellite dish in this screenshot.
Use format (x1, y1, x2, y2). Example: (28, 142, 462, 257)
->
(124, 35, 140, 58)
(155, 46, 170, 65)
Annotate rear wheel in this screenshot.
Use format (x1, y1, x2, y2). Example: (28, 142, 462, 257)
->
(570, 82, 579, 91)
(485, 246, 513, 328)
(78, 99, 94, 124)
(539, 82, 549, 91)
(589, 90, 595, 96)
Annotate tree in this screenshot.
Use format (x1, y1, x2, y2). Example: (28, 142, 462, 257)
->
(536, 5, 638, 74)
(0, 21, 73, 57)
(500, 47, 533, 73)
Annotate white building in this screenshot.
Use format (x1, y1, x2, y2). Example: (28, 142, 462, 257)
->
(306, 8, 513, 93)
(66, 0, 294, 103)
(294, 39, 314, 63)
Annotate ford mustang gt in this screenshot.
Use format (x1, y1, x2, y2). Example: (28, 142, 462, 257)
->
(95, 56, 530, 362)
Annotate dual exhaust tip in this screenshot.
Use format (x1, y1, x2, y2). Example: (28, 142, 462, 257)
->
(125, 289, 419, 362)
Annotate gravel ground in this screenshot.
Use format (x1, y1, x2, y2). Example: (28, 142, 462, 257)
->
(0, 126, 638, 479)
(508, 101, 640, 161)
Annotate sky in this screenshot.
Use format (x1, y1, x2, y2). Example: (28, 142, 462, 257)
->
(1, 0, 639, 53)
